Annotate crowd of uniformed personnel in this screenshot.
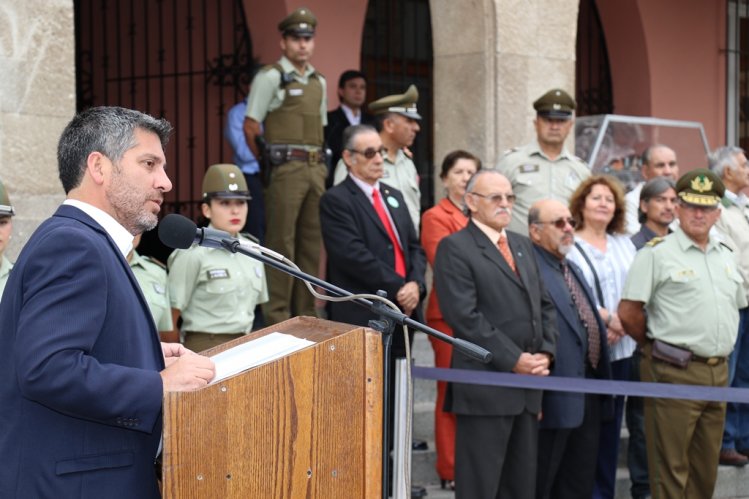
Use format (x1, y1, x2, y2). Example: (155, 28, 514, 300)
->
(1, 6, 748, 499)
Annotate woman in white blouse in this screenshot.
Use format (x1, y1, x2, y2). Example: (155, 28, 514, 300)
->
(567, 174, 636, 499)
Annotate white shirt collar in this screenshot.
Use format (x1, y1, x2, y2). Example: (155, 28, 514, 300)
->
(348, 172, 381, 201)
(63, 199, 134, 257)
(341, 104, 361, 125)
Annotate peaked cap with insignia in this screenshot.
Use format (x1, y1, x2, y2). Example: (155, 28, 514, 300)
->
(675, 168, 724, 207)
(533, 88, 576, 120)
(202, 163, 251, 200)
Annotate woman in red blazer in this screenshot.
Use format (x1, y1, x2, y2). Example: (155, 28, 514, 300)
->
(420, 150, 481, 490)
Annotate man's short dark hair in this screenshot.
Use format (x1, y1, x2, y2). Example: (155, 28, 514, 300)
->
(57, 106, 172, 194)
(338, 70, 366, 89)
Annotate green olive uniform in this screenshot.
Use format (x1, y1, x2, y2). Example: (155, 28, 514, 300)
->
(621, 169, 747, 499)
(247, 44, 327, 325)
(332, 148, 421, 233)
(168, 230, 268, 349)
(0, 255, 12, 299)
(129, 251, 173, 332)
(497, 141, 589, 235)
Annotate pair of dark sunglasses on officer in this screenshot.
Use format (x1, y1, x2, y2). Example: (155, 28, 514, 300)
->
(535, 217, 577, 229)
(348, 146, 388, 159)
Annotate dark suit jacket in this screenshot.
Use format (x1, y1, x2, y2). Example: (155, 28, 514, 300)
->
(434, 221, 557, 416)
(324, 107, 375, 187)
(533, 245, 613, 430)
(0, 205, 165, 498)
(319, 176, 426, 336)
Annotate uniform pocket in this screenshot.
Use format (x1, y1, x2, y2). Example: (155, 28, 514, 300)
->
(56, 451, 134, 475)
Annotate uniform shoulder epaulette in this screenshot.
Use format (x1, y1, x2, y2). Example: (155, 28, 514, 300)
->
(144, 255, 167, 269)
(720, 241, 734, 252)
(240, 232, 260, 244)
(402, 147, 413, 159)
(501, 147, 520, 157)
(645, 237, 665, 247)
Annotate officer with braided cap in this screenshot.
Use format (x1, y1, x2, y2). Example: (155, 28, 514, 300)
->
(168, 163, 268, 352)
(243, 7, 326, 325)
(0, 179, 14, 300)
(619, 168, 747, 498)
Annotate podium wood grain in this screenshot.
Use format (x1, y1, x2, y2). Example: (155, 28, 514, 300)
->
(162, 316, 383, 498)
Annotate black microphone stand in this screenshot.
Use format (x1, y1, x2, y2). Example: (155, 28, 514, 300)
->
(220, 238, 492, 499)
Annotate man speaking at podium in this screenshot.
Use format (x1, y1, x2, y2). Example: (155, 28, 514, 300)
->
(0, 107, 215, 498)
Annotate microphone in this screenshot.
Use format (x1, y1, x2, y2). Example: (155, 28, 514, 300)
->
(158, 213, 285, 260)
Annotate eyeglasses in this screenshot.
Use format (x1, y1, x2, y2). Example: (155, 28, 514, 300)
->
(348, 146, 387, 159)
(470, 192, 517, 204)
(534, 217, 577, 229)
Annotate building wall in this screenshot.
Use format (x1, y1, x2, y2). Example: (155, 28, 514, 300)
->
(597, 0, 727, 150)
(0, 1, 75, 260)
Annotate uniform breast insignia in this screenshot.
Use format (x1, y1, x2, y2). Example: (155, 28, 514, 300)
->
(520, 164, 539, 173)
(207, 268, 230, 280)
(645, 237, 665, 247)
(288, 88, 303, 97)
(152, 283, 166, 295)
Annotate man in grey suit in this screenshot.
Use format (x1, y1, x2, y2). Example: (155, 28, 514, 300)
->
(434, 169, 557, 499)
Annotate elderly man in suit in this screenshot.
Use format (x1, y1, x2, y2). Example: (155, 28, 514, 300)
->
(433, 169, 557, 499)
(0, 107, 215, 498)
(528, 199, 612, 499)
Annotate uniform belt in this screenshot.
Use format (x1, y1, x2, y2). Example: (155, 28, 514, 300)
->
(691, 354, 726, 366)
(285, 147, 323, 163)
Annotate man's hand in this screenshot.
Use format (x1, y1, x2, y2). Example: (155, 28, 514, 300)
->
(161, 342, 191, 368)
(512, 352, 551, 376)
(396, 281, 420, 316)
(160, 352, 216, 392)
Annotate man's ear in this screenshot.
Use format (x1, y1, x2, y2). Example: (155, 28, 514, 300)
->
(86, 151, 107, 185)
(342, 149, 356, 169)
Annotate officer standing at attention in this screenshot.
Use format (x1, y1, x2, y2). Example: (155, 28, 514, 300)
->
(0, 179, 14, 299)
(127, 233, 175, 342)
(497, 88, 590, 235)
(168, 164, 268, 353)
(243, 7, 326, 325)
(618, 169, 747, 499)
(333, 85, 423, 233)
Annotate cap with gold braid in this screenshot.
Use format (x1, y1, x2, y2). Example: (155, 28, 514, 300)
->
(0, 179, 14, 216)
(675, 168, 724, 207)
(202, 164, 251, 201)
(278, 7, 317, 37)
(368, 84, 421, 120)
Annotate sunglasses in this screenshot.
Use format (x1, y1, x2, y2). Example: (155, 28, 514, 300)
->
(535, 217, 577, 229)
(348, 146, 387, 159)
(470, 192, 517, 204)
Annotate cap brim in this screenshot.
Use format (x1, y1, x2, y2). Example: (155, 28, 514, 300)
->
(206, 192, 252, 201)
(678, 192, 720, 206)
(537, 111, 573, 120)
(284, 29, 315, 37)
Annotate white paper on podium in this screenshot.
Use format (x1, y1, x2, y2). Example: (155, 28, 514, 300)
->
(209, 332, 315, 384)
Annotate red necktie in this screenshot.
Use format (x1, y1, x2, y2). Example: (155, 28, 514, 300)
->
(497, 234, 516, 273)
(372, 188, 406, 277)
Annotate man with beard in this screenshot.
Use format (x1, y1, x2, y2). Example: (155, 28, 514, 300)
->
(528, 199, 612, 499)
(434, 170, 557, 498)
(630, 177, 677, 250)
(497, 88, 590, 235)
(0, 107, 215, 498)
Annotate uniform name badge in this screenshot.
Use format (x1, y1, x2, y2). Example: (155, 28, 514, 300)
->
(152, 283, 166, 295)
(520, 164, 539, 173)
(207, 268, 230, 280)
(566, 171, 581, 188)
(288, 88, 303, 97)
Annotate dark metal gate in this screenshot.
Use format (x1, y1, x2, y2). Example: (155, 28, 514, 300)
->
(576, 0, 614, 116)
(361, 0, 435, 211)
(74, 0, 254, 222)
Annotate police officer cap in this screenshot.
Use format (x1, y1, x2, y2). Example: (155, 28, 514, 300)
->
(368, 84, 422, 120)
(675, 168, 724, 207)
(278, 7, 317, 36)
(202, 164, 251, 201)
(0, 178, 14, 217)
(533, 88, 576, 119)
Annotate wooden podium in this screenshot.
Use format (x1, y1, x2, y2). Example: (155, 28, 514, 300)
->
(161, 316, 383, 498)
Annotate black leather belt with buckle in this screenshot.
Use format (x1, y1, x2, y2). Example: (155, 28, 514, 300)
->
(286, 147, 322, 164)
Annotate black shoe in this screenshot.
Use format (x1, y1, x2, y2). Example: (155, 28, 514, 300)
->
(411, 484, 427, 497)
(411, 439, 428, 451)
